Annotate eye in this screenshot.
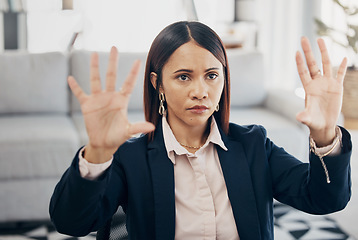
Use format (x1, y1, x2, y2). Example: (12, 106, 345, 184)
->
(178, 74, 189, 81)
(207, 73, 218, 80)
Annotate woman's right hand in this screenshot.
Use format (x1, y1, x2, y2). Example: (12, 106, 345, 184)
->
(68, 46, 155, 163)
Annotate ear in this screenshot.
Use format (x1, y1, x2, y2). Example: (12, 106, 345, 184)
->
(150, 72, 158, 90)
(150, 72, 164, 93)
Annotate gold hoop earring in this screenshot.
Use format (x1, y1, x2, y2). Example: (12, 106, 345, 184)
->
(159, 92, 166, 115)
(215, 104, 219, 112)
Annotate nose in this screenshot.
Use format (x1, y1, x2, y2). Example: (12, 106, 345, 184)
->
(189, 78, 208, 100)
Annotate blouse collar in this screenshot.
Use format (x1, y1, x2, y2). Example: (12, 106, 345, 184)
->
(162, 114, 228, 164)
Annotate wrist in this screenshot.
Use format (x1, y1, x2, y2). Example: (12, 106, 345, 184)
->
(84, 144, 117, 164)
(309, 126, 337, 147)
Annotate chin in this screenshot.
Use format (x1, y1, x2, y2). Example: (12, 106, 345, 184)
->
(185, 114, 212, 127)
(167, 109, 213, 128)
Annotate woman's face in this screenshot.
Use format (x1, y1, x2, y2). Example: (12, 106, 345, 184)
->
(155, 41, 225, 129)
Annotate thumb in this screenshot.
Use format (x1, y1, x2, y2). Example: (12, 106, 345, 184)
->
(296, 110, 312, 126)
(128, 122, 156, 136)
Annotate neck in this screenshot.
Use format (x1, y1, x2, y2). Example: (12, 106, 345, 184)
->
(167, 117, 211, 152)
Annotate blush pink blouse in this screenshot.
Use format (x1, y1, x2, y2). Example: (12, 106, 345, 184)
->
(161, 116, 239, 240)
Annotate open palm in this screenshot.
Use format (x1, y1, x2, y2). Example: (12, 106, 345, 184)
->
(296, 37, 347, 145)
(68, 47, 155, 162)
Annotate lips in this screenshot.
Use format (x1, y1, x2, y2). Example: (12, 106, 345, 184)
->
(188, 105, 209, 110)
(187, 105, 209, 113)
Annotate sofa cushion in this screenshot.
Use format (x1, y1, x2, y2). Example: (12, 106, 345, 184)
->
(70, 51, 148, 113)
(230, 107, 309, 161)
(227, 50, 266, 107)
(0, 115, 80, 180)
(0, 52, 68, 114)
(0, 178, 60, 221)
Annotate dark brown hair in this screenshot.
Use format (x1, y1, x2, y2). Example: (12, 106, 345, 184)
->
(143, 21, 230, 140)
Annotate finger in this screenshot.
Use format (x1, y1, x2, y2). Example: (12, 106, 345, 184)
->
(106, 46, 119, 92)
(68, 76, 87, 104)
(336, 57, 348, 84)
(120, 60, 141, 96)
(301, 37, 321, 78)
(90, 52, 102, 94)
(317, 38, 332, 78)
(127, 122, 155, 137)
(296, 51, 311, 87)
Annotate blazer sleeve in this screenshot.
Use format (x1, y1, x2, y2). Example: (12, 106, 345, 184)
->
(266, 126, 352, 214)
(49, 148, 127, 237)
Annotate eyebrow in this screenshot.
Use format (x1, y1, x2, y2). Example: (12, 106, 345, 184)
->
(173, 67, 220, 74)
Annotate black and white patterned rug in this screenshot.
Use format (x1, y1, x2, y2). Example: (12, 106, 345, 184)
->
(0, 203, 355, 240)
(273, 202, 355, 240)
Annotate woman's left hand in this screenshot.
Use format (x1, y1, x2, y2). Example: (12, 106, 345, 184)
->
(296, 37, 348, 147)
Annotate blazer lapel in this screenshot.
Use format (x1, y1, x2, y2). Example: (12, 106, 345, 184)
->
(147, 122, 176, 240)
(217, 133, 261, 239)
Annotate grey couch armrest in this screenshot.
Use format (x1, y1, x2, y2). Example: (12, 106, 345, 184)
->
(264, 88, 344, 130)
(263, 89, 306, 130)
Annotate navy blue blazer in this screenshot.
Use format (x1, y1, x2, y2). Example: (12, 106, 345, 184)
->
(50, 122, 352, 240)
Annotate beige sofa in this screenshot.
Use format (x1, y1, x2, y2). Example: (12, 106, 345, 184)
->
(0, 49, 308, 222)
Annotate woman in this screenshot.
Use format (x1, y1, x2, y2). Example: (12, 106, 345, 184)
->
(50, 21, 352, 239)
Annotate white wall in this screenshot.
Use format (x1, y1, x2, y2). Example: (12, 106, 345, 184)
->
(26, 0, 236, 53)
(72, 0, 186, 52)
